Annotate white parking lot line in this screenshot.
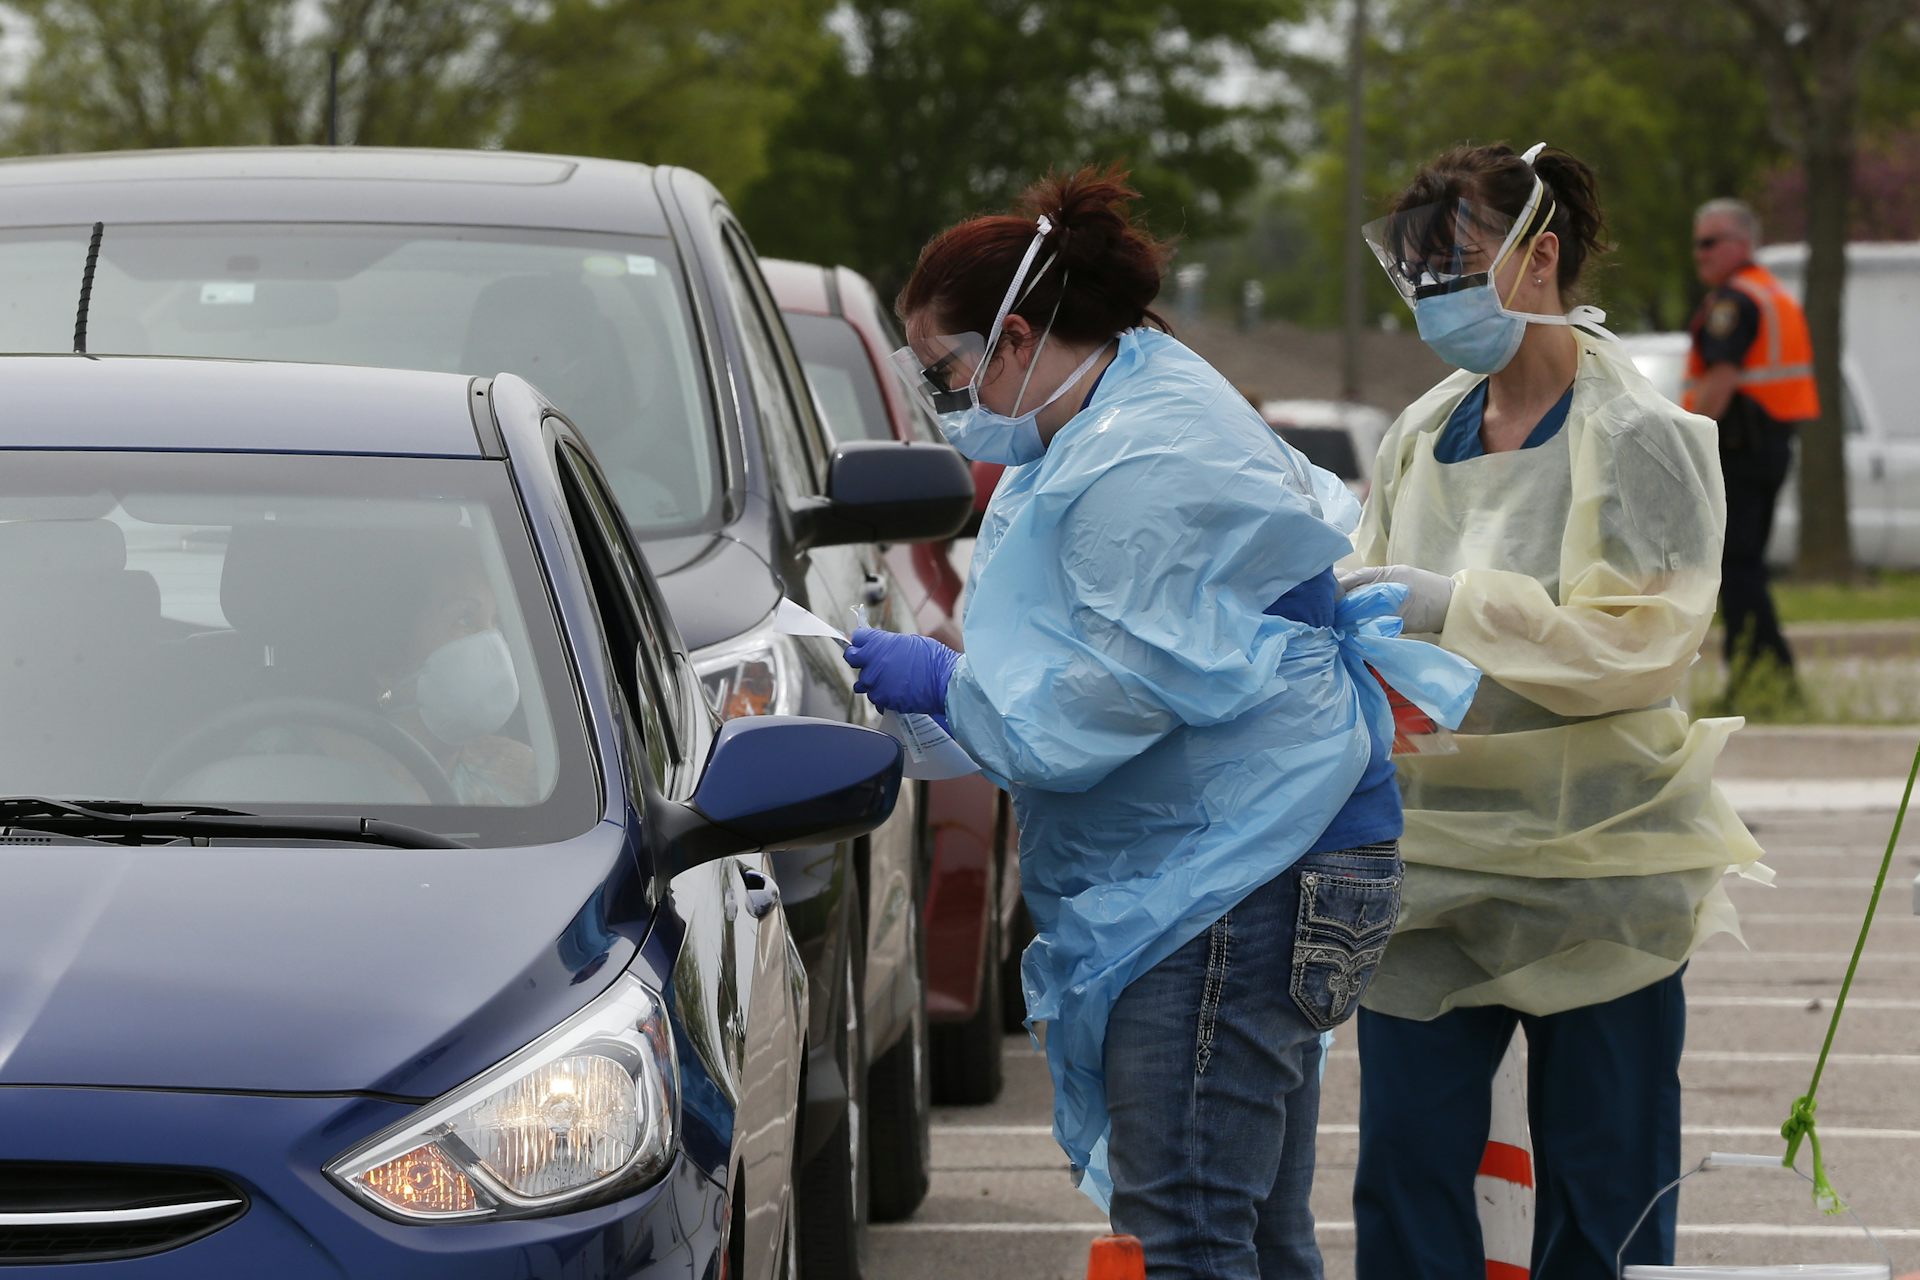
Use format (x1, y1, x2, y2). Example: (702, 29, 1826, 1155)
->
(1721, 779, 1917, 812)
(1319, 1049, 1920, 1065)
(1691, 995, 1920, 1010)
(875, 1222, 1920, 1240)
(931, 1123, 1920, 1141)
(1694, 952, 1920, 963)
(1740, 913, 1914, 924)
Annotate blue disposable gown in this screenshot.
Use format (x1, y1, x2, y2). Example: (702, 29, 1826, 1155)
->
(943, 327, 1478, 1208)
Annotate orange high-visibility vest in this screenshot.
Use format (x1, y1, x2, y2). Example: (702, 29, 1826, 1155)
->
(1684, 263, 1820, 423)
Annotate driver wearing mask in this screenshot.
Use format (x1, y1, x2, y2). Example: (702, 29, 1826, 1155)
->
(373, 552, 536, 807)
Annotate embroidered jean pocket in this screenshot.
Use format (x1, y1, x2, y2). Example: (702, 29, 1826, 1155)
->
(1289, 867, 1402, 1031)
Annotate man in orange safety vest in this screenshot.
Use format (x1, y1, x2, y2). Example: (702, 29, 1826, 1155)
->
(1684, 198, 1818, 705)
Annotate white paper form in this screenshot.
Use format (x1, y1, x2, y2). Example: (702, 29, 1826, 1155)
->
(770, 598, 981, 781)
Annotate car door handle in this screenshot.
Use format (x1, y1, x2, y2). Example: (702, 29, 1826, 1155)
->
(1872, 455, 1886, 481)
(738, 867, 780, 919)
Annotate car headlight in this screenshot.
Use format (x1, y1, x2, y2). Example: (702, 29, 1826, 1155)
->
(326, 973, 677, 1221)
(693, 621, 803, 719)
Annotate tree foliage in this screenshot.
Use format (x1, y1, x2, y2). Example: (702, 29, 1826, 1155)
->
(737, 0, 1303, 299)
(1718, 0, 1916, 579)
(1760, 128, 1920, 242)
(503, 0, 835, 199)
(3, 0, 529, 151)
(1242, 0, 1783, 332)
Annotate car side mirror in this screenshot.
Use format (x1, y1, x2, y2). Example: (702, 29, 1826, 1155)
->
(652, 716, 904, 874)
(793, 440, 975, 549)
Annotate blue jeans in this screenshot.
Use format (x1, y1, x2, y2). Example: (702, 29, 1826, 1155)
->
(1352, 968, 1687, 1280)
(1104, 841, 1403, 1280)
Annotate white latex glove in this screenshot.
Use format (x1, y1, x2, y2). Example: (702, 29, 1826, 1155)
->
(1335, 565, 1456, 635)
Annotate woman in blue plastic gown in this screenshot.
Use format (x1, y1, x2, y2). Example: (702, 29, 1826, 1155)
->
(1342, 143, 1764, 1280)
(843, 167, 1477, 1279)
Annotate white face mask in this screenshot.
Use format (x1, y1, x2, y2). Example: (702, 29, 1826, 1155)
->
(412, 628, 520, 744)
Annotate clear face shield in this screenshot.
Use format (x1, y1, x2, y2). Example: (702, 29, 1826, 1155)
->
(1361, 194, 1544, 315)
(887, 331, 989, 416)
(889, 215, 1059, 419)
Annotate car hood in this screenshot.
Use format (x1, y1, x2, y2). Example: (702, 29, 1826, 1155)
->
(0, 828, 653, 1098)
(648, 533, 782, 651)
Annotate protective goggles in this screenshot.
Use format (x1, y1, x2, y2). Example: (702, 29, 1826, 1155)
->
(888, 331, 988, 415)
(1362, 144, 1554, 310)
(888, 214, 1059, 416)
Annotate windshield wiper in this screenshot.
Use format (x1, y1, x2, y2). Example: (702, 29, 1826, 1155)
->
(0, 797, 256, 823)
(0, 797, 466, 849)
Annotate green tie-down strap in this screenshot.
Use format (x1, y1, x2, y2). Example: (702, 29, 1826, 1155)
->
(1779, 734, 1920, 1214)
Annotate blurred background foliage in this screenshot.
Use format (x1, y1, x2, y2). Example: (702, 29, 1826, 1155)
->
(0, 0, 1913, 329)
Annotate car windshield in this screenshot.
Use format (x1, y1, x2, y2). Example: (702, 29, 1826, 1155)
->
(0, 452, 598, 847)
(0, 224, 718, 536)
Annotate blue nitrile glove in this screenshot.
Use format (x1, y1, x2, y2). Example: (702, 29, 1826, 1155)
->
(844, 627, 960, 716)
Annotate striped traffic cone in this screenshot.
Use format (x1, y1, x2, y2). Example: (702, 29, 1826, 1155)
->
(1477, 1034, 1535, 1280)
(1087, 1233, 1146, 1280)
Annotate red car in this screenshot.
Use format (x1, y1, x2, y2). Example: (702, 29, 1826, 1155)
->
(765, 258, 1024, 1104)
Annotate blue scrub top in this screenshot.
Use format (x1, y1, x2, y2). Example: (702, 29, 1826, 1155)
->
(1267, 571, 1400, 852)
(1434, 380, 1574, 463)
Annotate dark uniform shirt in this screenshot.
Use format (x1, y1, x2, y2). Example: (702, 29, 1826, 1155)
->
(1690, 285, 1780, 448)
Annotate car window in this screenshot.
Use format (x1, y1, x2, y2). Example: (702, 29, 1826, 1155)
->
(556, 445, 680, 787)
(0, 224, 719, 537)
(717, 222, 836, 492)
(0, 451, 598, 846)
(1272, 425, 1361, 479)
(1840, 383, 1865, 436)
(785, 313, 894, 444)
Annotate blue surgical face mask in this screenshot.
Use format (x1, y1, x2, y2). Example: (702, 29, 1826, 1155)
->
(1414, 282, 1529, 375)
(413, 628, 520, 744)
(937, 402, 1047, 465)
(935, 335, 1110, 465)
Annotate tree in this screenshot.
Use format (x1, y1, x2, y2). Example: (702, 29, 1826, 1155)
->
(503, 0, 836, 199)
(1253, 0, 1783, 333)
(737, 0, 1303, 299)
(2, 0, 528, 153)
(1759, 129, 1920, 242)
(1719, 0, 1917, 579)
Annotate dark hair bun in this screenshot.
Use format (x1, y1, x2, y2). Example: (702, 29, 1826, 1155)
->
(901, 164, 1173, 344)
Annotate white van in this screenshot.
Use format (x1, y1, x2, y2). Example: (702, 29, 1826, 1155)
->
(1755, 242, 1920, 566)
(1617, 332, 1912, 567)
(1758, 241, 1918, 434)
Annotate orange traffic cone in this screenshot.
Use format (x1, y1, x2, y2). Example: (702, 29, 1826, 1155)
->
(1087, 1233, 1146, 1280)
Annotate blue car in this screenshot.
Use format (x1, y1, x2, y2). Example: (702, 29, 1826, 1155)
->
(0, 355, 904, 1278)
(0, 151, 977, 1275)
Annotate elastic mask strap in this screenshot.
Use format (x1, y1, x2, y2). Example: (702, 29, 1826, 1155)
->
(1024, 330, 1113, 422)
(1498, 202, 1554, 310)
(1011, 270, 1070, 416)
(976, 216, 1055, 388)
(1495, 142, 1553, 308)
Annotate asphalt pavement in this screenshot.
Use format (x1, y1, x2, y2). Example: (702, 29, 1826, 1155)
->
(875, 776, 1920, 1279)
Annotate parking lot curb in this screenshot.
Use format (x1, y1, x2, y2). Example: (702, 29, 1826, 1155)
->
(1719, 724, 1920, 781)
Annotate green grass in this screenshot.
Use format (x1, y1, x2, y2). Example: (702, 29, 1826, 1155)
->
(1771, 570, 1920, 624)
(1689, 647, 1920, 725)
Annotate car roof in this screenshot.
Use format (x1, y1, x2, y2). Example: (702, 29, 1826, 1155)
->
(761, 258, 835, 316)
(0, 147, 672, 236)
(0, 355, 486, 455)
